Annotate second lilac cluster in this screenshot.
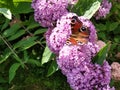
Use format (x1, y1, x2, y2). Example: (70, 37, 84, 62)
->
(57, 45, 114, 90)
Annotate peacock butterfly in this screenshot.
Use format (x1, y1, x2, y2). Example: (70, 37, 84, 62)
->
(66, 16, 90, 45)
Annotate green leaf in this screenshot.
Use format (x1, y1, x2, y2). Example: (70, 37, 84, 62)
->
(47, 60, 58, 77)
(0, 49, 12, 64)
(34, 29, 47, 35)
(113, 25, 120, 34)
(24, 15, 36, 25)
(27, 59, 41, 67)
(98, 32, 106, 40)
(83, 1, 101, 19)
(12, 55, 25, 68)
(110, 79, 115, 87)
(13, 2, 32, 14)
(23, 50, 29, 62)
(8, 29, 25, 41)
(20, 40, 37, 51)
(114, 35, 120, 43)
(0, 0, 32, 14)
(92, 42, 110, 65)
(0, 75, 7, 83)
(41, 46, 52, 65)
(106, 22, 119, 31)
(13, 36, 38, 50)
(27, 23, 40, 30)
(9, 63, 21, 83)
(0, 87, 3, 90)
(1, 19, 10, 31)
(70, 0, 100, 16)
(3, 23, 21, 38)
(70, 0, 82, 14)
(0, 8, 12, 19)
(41, 41, 46, 44)
(13, 0, 32, 2)
(96, 23, 106, 31)
(110, 43, 117, 52)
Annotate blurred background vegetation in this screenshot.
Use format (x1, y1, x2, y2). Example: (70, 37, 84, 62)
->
(0, 0, 120, 90)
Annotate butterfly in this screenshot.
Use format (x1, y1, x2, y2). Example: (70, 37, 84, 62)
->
(66, 16, 90, 45)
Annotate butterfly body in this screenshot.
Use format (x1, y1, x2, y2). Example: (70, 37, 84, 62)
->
(66, 16, 90, 45)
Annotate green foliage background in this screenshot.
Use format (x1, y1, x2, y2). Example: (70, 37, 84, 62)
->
(0, 0, 120, 90)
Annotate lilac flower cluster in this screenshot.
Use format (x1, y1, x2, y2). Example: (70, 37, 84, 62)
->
(32, 0, 114, 89)
(31, 0, 68, 27)
(95, 0, 112, 19)
(67, 62, 114, 90)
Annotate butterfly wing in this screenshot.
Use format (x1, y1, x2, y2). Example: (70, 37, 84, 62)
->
(71, 16, 83, 34)
(66, 37, 78, 45)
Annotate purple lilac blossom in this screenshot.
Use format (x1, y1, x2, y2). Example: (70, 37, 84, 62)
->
(45, 13, 77, 54)
(57, 44, 114, 90)
(95, 0, 112, 19)
(31, 0, 68, 27)
(45, 13, 98, 54)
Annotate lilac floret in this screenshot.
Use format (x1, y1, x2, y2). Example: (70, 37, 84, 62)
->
(95, 0, 112, 19)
